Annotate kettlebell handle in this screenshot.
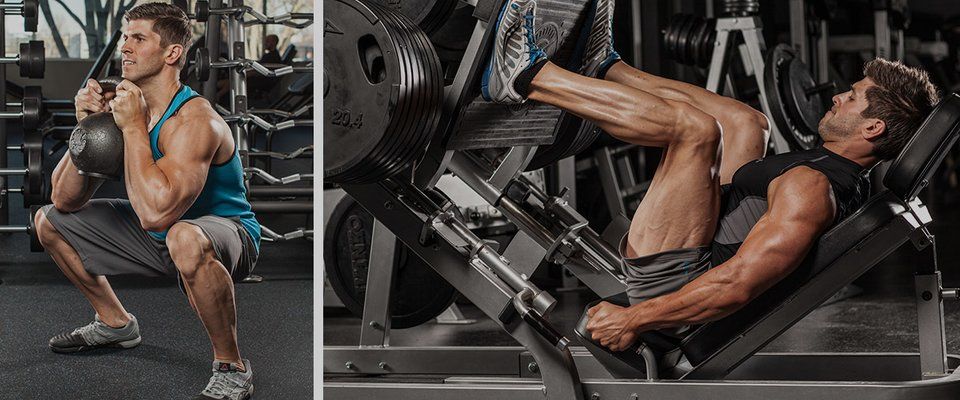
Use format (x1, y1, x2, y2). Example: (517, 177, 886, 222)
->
(94, 76, 123, 93)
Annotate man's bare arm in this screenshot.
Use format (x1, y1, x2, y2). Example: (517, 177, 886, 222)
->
(123, 102, 221, 231)
(49, 154, 104, 212)
(628, 167, 836, 330)
(597, 167, 837, 337)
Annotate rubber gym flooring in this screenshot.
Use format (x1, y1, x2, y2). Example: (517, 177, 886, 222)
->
(0, 233, 313, 399)
(324, 196, 960, 360)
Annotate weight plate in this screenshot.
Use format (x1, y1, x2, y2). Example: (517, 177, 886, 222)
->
(368, 0, 457, 35)
(764, 44, 820, 150)
(20, 40, 44, 79)
(23, 0, 38, 32)
(22, 85, 42, 130)
(195, 47, 211, 81)
(324, 0, 443, 184)
(324, 196, 458, 329)
(23, 131, 43, 206)
(195, 0, 210, 22)
(784, 57, 826, 141)
(344, 4, 425, 183)
(29, 205, 42, 252)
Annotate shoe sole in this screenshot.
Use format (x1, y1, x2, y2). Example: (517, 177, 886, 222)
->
(481, 1, 513, 101)
(50, 336, 142, 354)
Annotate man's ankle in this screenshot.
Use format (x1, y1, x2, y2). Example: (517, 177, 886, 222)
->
(215, 359, 246, 373)
(98, 313, 130, 329)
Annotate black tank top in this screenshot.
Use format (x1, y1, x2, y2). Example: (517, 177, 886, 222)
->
(711, 146, 869, 266)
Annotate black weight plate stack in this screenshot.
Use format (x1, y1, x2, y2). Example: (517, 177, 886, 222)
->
(324, 196, 458, 329)
(21, 85, 42, 130)
(662, 14, 715, 68)
(764, 44, 821, 150)
(20, 40, 44, 79)
(784, 56, 826, 143)
(368, 0, 458, 35)
(324, 0, 443, 184)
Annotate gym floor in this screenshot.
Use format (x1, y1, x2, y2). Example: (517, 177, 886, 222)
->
(0, 234, 313, 399)
(324, 195, 960, 361)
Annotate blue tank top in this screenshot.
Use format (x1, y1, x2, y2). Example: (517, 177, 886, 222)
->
(146, 85, 261, 251)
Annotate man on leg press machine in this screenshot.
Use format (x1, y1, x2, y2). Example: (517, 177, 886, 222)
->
(483, 0, 939, 352)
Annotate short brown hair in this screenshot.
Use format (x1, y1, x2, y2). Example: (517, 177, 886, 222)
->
(861, 59, 940, 160)
(124, 2, 192, 68)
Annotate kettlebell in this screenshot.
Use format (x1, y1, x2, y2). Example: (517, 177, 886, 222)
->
(69, 76, 125, 180)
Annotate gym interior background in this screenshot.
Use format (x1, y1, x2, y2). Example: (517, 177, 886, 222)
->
(323, 0, 960, 399)
(0, 0, 314, 398)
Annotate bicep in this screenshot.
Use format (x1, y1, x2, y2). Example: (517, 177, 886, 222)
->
(155, 120, 219, 199)
(730, 169, 836, 297)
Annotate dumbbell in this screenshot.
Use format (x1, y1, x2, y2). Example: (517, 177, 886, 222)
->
(0, 85, 44, 130)
(0, 206, 44, 251)
(194, 47, 312, 81)
(0, 0, 39, 32)
(0, 41, 45, 79)
(2, 136, 46, 207)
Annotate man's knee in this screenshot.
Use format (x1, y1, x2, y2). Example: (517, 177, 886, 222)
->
(166, 222, 215, 280)
(35, 209, 60, 246)
(675, 103, 723, 150)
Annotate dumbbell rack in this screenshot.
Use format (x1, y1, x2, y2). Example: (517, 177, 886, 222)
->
(195, 0, 314, 243)
(0, 0, 44, 250)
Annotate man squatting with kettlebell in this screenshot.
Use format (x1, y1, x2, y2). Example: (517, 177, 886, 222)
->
(33, 3, 259, 399)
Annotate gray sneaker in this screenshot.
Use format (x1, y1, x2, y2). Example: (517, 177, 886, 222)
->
(480, 0, 547, 103)
(195, 359, 254, 400)
(579, 0, 621, 78)
(49, 313, 142, 353)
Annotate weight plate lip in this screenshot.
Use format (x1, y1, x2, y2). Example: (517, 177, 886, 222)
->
(345, 2, 425, 183)
(340, 1, 442, 184)
(364, 5, 428, 182)
(381, 3, 442, 180)
(324, 0, 403, 181)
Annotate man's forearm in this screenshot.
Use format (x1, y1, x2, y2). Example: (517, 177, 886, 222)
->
(50, 153, 100, 209)
(625, 259, 752, 332)
(122, 126, 175, 226)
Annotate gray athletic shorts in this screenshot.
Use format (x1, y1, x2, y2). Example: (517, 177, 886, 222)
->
(619, 235, 712, 337)
(619, 235, 712, 305)
(42, 199, 258, 282)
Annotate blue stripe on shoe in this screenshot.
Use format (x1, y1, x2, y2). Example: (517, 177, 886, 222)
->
(481, 0, 513, 101)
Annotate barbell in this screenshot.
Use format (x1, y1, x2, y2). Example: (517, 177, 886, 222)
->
(0, 0, 39, 32)
(1, 41, 45, 79)
(194, 47, 312, 82)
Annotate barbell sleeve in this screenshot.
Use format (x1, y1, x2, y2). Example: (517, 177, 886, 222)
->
(0, 226, 28, 233)
(0, 168, 28, 175)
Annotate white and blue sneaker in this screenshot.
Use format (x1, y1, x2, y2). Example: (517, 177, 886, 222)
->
(481, 0, 547, 103)
(579, 0, 621, 79)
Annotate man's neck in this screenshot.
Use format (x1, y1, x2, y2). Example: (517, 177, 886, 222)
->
(135, 69, 181, 121)
(822, 140, 879, 169)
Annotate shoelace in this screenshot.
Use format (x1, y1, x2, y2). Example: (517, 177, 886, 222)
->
(73, 321, 106, 345)
(522, 9, 545, 61)
(203, 371, 245, 398)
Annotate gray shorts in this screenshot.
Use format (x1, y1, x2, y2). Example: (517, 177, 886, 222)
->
(619, 236, 713, 337)
(619, 235, 712, 305)
(42, 199, 258, 282)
